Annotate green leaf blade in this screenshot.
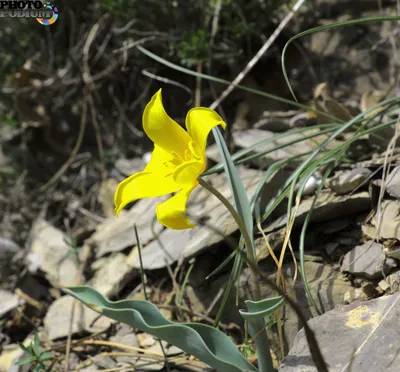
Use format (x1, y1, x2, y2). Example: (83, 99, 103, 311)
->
(33, 333, 40, 356)
(211, 127, 254, 247)
(65, 286, 257, 372)
(16, 356, 36, 366)
(239, 296, 285, 321)
(39, 352, 54, 361)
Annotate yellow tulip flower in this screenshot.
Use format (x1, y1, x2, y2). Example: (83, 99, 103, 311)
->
(114, 89, 226, 230)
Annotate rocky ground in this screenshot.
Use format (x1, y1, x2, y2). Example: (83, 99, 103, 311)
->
(1, 1, 400, 371)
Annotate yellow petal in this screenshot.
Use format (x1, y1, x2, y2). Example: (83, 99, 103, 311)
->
(185, 107, 227, 156)
(143, 89, 191, 157)
(173, 160, 204, 187)
(144, 144, 175, 174)
(156, 183, 198, 230)
(114, 171, 179, 215)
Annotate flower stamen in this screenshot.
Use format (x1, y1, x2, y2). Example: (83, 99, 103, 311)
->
(171, 151, 185, 164)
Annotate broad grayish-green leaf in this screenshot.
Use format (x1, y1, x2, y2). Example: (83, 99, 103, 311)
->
(65, 286, 257, 372)
(239, 296, 285, 321)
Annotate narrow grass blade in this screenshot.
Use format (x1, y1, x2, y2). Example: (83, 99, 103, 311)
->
(177, 261, 195, 320)
(261, 98, 400, 223)
(211, 127, 254, 253)
(134, 223, 148, 301)
(297, 166, 333, 315)
(33, 333, 40, 356)
(206, 249, 237, 280)
(17, 342, 31, 354)
(282, 16, 400, 101)
(203, 124, 339, 176)
(236, 126, 336, 167)
(213, 251, 243, 327)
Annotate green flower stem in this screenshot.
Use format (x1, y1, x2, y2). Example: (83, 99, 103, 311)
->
(198, 177, 261, 301)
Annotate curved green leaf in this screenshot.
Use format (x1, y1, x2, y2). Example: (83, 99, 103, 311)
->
(281, 16, 400, 101)
(16, 357, 36, 366)
(64, 286, 257, 372)
(239, 296, 285, 321)
(211, 128, 254, 247)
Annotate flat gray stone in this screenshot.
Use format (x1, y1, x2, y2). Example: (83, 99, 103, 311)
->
(86, 197, 167, 258)
(110, 323, 138, 346)
(264, 191, 370, 234)
(91, 355, 118, 369)
(0, 237, 20, 281)
(311, 30, 342, 56)
(205, 143, 221, 164)
(167, 345, 184, 356)
(232, 128, 341, 166)
(342, 240, 397, 279)
(98, 178, 118, 218)
(0, 290, 21, 318)
(109, 324, 139, 364)
(26, 219, 79, 288)
(0, 343, 26, 372)
(0, 237, 20, 253)
(79, 367, 100, 372)
(255, 228, 285, 261)
(135, 342, 165, 371)
(372, 200, 400, 240)
(386, 270, 400, 291)
(44, 296, 113, 340)
(386, 165, 400, 198)
(240, 261, 357, 351)
(327, 168, 372, 194)
(115, 157, 146, 177)
(90, 253, 137, 297)
(187, 261, 356, 351)
(279, 292, 400, 372)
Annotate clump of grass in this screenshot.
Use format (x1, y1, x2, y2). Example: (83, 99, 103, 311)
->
(17, 333, 53, 372)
